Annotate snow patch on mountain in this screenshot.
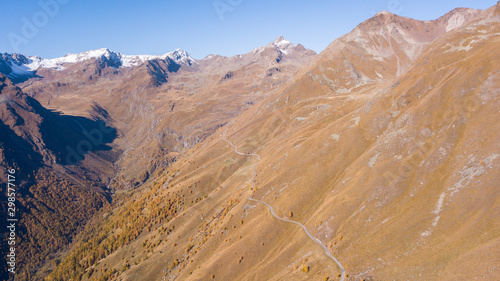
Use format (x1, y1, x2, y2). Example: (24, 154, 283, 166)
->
(250, 36, 298, 55)
(272, 35, 294, 54)
(270, 35, 296, 55)
(0, 53, 38, 82)
(9, 62, 34, 76)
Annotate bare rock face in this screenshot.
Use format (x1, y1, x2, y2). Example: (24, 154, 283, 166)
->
(437, 7, 483, 32)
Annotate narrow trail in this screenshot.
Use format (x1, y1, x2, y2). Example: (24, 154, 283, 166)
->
(221, 124, 346, 281)
(247, 197, 346, 281)
(222, 125, 260, 189)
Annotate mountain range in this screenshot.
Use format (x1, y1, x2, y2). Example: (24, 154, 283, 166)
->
(1, 2, 499, 281)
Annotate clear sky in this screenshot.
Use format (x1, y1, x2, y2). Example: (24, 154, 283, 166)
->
(0, 0, 497, 59)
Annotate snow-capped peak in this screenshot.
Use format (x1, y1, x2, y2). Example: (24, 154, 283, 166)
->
(375, 10, 393, 16)
(21, 48, 122, 70)
(120, 49, 196, 67)
(1, 48, 198, 74)
(272, 35, 293, 47)
(64, 48, 115, 61)
(270, 35, 295, 54)
(166, 49, 196, 66)
(250, 36, 297, 55)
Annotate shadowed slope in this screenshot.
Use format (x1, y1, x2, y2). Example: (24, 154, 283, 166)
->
(0, 74, 117, 280)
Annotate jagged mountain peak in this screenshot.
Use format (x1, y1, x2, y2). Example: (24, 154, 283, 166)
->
(1, 52, 31, 65)
(331, 5, 482, 69)
(270, 35, 295, 51)
(248, 35, 314, 58)
(0, 53, 38, 83)
(166, 48, 196, 66)
(59, 48, 123, 68)
(272, 35, 292, 44)
(63, 48, 117, 60)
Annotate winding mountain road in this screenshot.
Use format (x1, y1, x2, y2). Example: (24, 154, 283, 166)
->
(222, 125, 260, 189)
(247, 197, 346, 281)
(222, 124, 346, 281)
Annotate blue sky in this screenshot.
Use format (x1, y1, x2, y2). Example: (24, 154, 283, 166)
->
(0, 0, 497, 59)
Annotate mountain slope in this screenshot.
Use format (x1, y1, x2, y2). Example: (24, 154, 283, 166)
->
(194, 5, 499, 280)
(48, 4, 500, 281)
(0, 74, 119, 280)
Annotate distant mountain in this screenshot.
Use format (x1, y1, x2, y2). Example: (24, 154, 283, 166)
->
(202, 35, 316, 67)
(0, 48, 196, 83)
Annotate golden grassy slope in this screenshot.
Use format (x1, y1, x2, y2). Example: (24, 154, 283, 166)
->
(49, 4, 499, 281)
